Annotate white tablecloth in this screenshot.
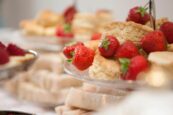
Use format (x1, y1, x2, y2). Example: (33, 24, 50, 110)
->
(0, 88, 56, 115)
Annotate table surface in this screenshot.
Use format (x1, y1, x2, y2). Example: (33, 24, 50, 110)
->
(0, 88, 56, 115)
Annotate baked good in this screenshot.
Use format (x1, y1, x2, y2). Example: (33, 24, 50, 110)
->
(36, 10, 64, 27)
(103, 21, 153, 44)
(89, 54, 120, 80)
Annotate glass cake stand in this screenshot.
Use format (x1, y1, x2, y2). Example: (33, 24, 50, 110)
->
(64, 61, 151, 90)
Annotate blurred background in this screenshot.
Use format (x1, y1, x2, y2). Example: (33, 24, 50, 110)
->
(0, 0, 173, 28)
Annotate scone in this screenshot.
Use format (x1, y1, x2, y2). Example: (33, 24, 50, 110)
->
(20, 20, 45, 36)
(36, 10, 64, 27)
(89, 54, 120, 80)
(72, 13, 97, 42)
(103, 21, 153, 44)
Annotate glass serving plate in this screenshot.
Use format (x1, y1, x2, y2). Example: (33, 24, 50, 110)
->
(64, 61, 151, 90)
(0, 50, 37, 81)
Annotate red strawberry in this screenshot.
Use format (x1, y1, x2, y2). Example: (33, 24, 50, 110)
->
(63, 42, 84, 59)
(160, 21, 173, 43)
(115, 41, 139, 59)
(122, 55, 149, 80)
(56, 24, 73, 38)
(7, 43, 26, 56)
(0, 42, 6, 49)
(0, 48, 9, 65)
(141, 30, 166, 53)
(99, 35, 120, 58)
(126, 6, 151, 25)
(91, 33, 102, 40)
(63, 5, 77, 23)
(72, 45, 95, 70)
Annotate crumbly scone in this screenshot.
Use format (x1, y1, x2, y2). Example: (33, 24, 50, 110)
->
(84, 40, 99, 51)
(96, 10, 113, 33)
(72, 13, 97, 42)
(89, 54, 120, 80)
(103, 21, 153, 44)
(145, 17, 169, 29)
(36, 10, 64, 27)
(20, 20, 45, 36)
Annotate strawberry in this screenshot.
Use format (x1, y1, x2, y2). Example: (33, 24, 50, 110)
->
(63, 42, 84, 59)
(56, 23, 74, 38)
(63, 5, 77, 23)
(0, 48, 9, 65)
(141, 30, 167, 53)
(120, 55, 149, 80)
(0, 42, 6, 49)
(160, 21, 173, 44)
(99, 35, 120, 58)
(115, 41, 139, 59)
(7, 43, 26, 56)
(91, 33, 102, 40)
(72, 45, 95, 70)
(126, 6, 151, 25)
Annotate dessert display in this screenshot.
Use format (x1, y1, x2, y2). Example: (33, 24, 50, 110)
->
(63, 3, 173, 89)
(4, 53, 82, 107)
(19, 5, 113, 43)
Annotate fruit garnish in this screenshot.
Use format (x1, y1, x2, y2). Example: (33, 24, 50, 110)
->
(56, 23, 74, 38)
(7, 43, 26, 56)
(0, 48, 9, 65)
(72, 45, 95, 70)
(99, 35, 120, 58)
(91, 33, 102, 40)
(123, 55, 149, 80)
(160, 21, 173, 43)
(126, 6, 151, 25)
(141, 30, 167, 54)
(63, 5, 77, 23)
(0, 42, 6, 49)
(63, 42, 84, 59)
(119, 58, 130, 74)
(115, 41, 139, 59)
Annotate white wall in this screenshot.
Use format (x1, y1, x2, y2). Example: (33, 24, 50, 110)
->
(1, 0, 173, 28)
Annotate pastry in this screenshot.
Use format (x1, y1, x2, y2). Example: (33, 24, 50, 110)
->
(103, 21, 153, 44)
(36, 10, 64, 27)
(89, 54, 120, 80)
